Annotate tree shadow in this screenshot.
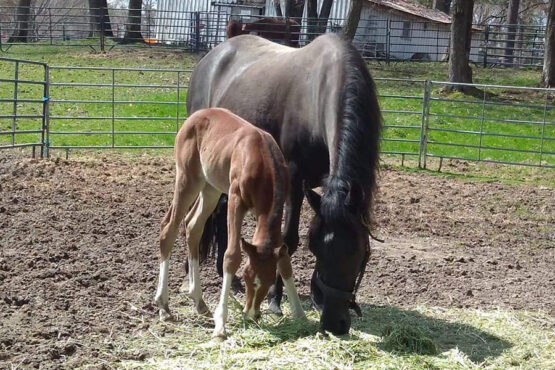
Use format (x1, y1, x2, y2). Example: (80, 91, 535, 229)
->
(351, 303, 512, 363)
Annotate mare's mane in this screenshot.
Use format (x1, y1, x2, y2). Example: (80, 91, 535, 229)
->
(321, 38, 382, 226)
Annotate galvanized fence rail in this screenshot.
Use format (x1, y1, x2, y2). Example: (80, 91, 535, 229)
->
(47, 65, 192, 151)
(1, 57, 553, 169)
(422, 81, 554, 168)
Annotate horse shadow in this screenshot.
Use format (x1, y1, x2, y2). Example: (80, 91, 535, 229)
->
(257, 301, 511, 364)
(351, 304, 511, 363)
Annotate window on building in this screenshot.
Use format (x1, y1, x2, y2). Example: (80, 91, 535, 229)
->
(402, 21, 411, 39)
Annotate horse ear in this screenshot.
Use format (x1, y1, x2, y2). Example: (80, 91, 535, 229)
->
(241, 238, 257, 259)
(345, 182, 363, 213)
(304, 185, 321, 214)
(274, 244, 288, 259)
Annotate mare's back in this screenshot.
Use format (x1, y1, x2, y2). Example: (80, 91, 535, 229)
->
(187, 34, 345, 143)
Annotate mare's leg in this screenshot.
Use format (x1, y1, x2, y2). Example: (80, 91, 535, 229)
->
(155, 168, 202, 320)
(213, 184, 245, 339)
(184, 186, 221, 315)
(268, 169, 304, 315)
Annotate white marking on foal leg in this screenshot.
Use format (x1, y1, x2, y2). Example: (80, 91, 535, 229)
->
(154, 259, 171, 320)
(213, 272, 233, 339)
(283, 277, 306, 319)
(244, 275, 261, 320)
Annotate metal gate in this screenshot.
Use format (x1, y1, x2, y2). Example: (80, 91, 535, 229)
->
(0, 57, 49, 157)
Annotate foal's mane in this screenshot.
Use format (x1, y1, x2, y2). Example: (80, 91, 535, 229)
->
(321, 37, 382, 226)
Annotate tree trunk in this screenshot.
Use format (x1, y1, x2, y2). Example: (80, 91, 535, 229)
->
(284, 0, 304, 18)
(541, 0, 555, 87)
(316, 0, 333, 34)
(306, 0, 333, 40)
(433, 0, 452, 14)
(121, 0, 144, 43)
(7, 0, 32, 43)
(504, 0, 520, 66)
(88, 0, 114, 37)
(343, 0, 363, 40)
(274, 0, 283, 17)
(447, 0, 474, 91)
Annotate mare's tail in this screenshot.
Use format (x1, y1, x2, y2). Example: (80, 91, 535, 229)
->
(199, 194, 228, 276)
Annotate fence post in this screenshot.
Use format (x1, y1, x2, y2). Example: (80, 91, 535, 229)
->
(100, 8, 106, 52)
(111, 69, 115, 148)
(285, 16, 291, 46)
(49, 8, 53, 45)
(194, 11, 201, 52)
(12, 61, 19, 147)
(147, 8, 151, 47)
(42, 64, 50, 158)
(386, 19, 391, 65)
(418, 79, 431, 169)
(483, 25, 489, 68)
(539, 91, 549, 166)
(0, 21, 3, 51)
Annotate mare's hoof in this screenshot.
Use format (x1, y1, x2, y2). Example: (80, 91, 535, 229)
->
(267, 300, 283, 316)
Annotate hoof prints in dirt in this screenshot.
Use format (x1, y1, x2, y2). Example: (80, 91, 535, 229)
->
(0, 150, 554, 367)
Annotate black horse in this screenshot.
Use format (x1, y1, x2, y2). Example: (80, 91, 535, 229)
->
(187, 34, 382, 335)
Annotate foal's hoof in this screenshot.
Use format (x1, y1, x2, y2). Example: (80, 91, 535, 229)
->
(267, 300, 283, 316)
(159, 309, 173, 322)
(196, 299, 211, 317)
(212, 330, 227, 341)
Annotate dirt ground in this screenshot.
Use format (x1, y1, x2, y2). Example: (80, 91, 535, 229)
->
(0, 150, 553, 368)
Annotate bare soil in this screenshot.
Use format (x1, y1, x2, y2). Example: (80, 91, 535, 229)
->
(0, 150, 553, 368)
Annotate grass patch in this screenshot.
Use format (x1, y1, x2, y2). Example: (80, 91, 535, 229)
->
(107, 292, 554, 369)
(1, 47, 553, 166)
(381, 324, 438, 355)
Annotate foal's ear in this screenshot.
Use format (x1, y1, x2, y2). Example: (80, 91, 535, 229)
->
(304, 184, 321, 214)
(274, 244, 288, 259)
(241, 238, 257, 259)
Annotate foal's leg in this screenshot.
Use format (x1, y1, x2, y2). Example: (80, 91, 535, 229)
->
(277, 250, 306, 320)
(155, 168, 202, 320)
(268, 171, 304, 315)
(213, 184, 245, 339)
(184, 186, 221, 315)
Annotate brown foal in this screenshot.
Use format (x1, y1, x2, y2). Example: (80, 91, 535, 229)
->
(154, 108, 305, 338)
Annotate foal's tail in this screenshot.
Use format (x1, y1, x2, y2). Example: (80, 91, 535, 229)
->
(199, 194, 228, 276)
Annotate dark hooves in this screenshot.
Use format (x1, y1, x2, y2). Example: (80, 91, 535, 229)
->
(267, 300, 283, 316)
(231, 275, 244, 293)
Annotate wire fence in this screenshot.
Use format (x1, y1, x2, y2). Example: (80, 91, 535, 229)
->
(0, 6, 547, 67)
(1, 57, 553, 168)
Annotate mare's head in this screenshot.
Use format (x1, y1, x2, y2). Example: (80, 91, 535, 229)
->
(305, 180, 370, 335)
(241, 239, 288, 320)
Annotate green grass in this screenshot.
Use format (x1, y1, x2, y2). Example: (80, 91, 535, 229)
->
(107, 293, 554, 369)
(0, 45, 553, 166)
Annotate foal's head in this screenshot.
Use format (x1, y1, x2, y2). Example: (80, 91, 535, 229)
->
(241, 239, 287, 320)
(305, 181, 370, 335)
